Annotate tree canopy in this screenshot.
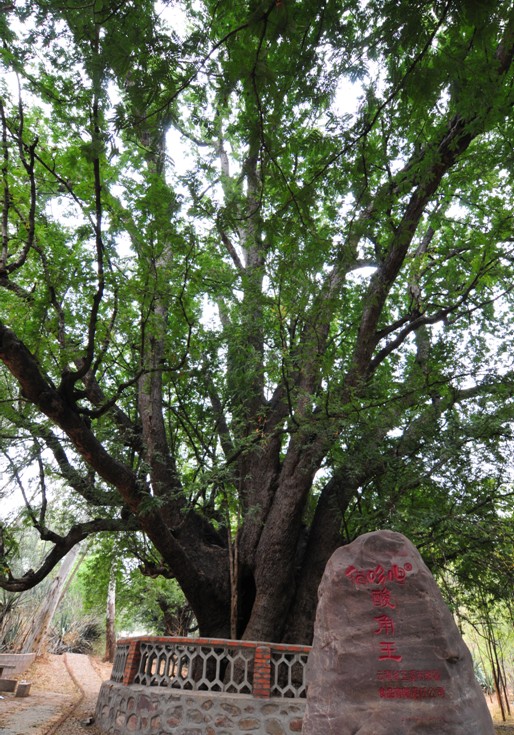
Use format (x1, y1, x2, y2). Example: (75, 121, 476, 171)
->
(1, 0, 514, 644)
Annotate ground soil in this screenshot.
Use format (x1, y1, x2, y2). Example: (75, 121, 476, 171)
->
(0, 653, 512, 734)
(0, 652, 111, 735)
(486, 693, 514, 735)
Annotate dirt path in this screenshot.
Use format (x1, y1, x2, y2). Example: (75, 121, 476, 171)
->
(0, 653, 110, 735)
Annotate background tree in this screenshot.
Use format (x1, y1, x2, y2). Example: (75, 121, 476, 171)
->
(438, 516, 514, 721)
(1, 0, 514, 644)
(77, 537, 195, 640)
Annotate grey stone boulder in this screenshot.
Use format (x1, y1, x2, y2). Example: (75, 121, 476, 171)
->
(303, 530, 494, 735)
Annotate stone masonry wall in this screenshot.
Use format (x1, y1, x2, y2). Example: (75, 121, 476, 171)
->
(96, 681, 305, 735)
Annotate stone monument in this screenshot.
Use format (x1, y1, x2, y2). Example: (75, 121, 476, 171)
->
(303, 530, 495, 735)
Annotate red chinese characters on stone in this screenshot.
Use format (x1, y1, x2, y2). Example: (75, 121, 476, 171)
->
(371, 588, 396, 609)
(379, 687, 445, 699)
(344, 557, 448, 692)
(376, 669, 441, 682)
(347, 561, 408, 672)
(345, 563, 413, 587)
(368, 583, 403, 662)
(378, 641, 402, 662)
(374, 615, 395, 635)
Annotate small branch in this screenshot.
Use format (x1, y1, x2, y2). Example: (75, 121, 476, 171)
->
(220, 231, 244, 272)
(208, 382, 235, 459)
(126, 15, 264, 128)
(0, 99, 9, 272)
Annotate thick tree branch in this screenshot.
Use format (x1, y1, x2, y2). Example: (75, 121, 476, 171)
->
(0, 322, 142, 510)
(0, 518, 135, 592)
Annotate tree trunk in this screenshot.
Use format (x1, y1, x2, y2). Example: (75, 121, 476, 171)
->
(238, 437, 325, 643)
(103, 563, 116, 663)
(283, 472, 358, 644)
(19, 544, 84, 654)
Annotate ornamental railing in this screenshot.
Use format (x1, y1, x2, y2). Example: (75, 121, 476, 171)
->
(111, 636, 311, 699)
(110, 641, 130, 684)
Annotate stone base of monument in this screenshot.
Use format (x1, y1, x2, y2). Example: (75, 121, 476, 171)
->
(303, 530, 495, 735)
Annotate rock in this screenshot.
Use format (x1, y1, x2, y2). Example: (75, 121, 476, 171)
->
(303, 530, 494, 735)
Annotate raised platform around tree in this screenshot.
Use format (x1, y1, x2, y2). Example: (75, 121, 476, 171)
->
(95, 636, 310, 734)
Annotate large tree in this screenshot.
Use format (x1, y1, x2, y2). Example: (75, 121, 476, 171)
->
(1, 0, 514, 644)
